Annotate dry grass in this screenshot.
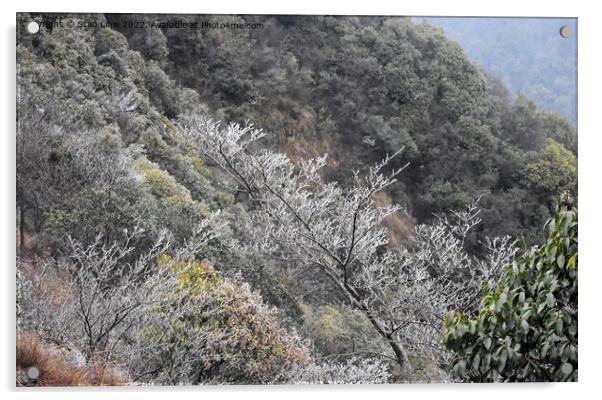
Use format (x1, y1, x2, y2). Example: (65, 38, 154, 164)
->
(16, 331, 44, 370)
(87, 358, 127, 386)
(16, 331, 126, 386)
(16, 227, 34, 251)
(372, 191, 414, 246)
(285, 136, 341, 171)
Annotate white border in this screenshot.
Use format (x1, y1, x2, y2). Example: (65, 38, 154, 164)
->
(2, 1, 600, 399)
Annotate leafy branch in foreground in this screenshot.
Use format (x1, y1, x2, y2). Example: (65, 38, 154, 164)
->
(443, 200, 577, 382)
(178, 114, 517, 376)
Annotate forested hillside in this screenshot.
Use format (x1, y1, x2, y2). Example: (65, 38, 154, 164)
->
(422, 17, 577, 124)
(105, 14, 577, 245)
(16, 13, 577, 385)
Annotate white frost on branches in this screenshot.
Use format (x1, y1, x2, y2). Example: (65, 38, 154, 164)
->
(178, 114, 518, 374)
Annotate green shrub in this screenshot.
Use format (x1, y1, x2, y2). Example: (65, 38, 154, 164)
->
(141, 255, 312, 384)
(133, 155, 192, 205)
(443, 200, 577, 382)
(191, 156, 211, 178)
(526, 139, 577, 195)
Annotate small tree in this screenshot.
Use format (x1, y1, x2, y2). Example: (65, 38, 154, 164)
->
(442, 200, 578, 382)
(19, 215, 218, 357)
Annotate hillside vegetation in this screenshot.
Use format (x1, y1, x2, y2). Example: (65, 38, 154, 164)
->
(16, 13, 577, 384)
(423, 17, 577, 123)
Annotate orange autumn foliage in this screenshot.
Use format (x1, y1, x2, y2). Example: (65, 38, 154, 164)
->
(16, 331, 126, 386)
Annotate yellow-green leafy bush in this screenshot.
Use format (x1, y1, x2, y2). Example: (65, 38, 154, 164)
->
(140, 255, 311, 384)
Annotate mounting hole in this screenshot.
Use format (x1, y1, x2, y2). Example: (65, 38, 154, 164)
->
(26, 366, 40, 380)
(26, 21, 39, 34)
(559, 25, 572, 38)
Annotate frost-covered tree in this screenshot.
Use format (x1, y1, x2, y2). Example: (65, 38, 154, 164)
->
(18, 214, 317, 385)
(287, 356, 392, 384)
(178, 115, 518, 375)
(18, 221, 210, 361)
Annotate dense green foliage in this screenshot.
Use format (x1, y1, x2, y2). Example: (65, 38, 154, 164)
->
(443, 201, 578, 382)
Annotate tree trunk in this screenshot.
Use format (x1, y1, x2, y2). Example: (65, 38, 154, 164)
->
(320, 264, 413, 373)
(362, 305, 412, 372)
(388, 338, 412, 373)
